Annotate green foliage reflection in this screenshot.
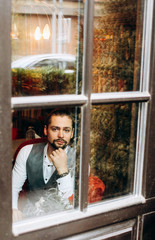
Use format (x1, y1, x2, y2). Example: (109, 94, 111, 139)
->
(12, 67, 76, 96)
(90, 103, 137, 199)
(92, 0, 141, 92)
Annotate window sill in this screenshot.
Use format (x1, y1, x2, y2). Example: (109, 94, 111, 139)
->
(13, 194, 145, 236)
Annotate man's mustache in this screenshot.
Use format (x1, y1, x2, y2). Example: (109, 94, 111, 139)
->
(54, 139, 67, 144)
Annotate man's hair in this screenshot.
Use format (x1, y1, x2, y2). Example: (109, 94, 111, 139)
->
(45, 109, 74, 128)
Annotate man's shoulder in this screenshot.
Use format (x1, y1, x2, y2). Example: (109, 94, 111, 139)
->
(31, 142, 47, 152)
(67, 146, 76, 162)
(66, 145, 74, 154)
(18, 141, 46, 154)
(18, 143, 33, 153)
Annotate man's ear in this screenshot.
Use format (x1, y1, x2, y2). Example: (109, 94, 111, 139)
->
(44, 125, 47, 136)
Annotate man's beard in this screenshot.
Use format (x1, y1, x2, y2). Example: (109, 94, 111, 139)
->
(49, 139, 68, 150)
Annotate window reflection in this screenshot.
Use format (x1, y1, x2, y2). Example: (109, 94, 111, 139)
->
(92, 0, 142, 92)
(90, 103, 138, 202)
(11, 0, 83, 96)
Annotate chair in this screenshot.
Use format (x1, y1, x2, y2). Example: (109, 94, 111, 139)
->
(13, 137, 48, 167)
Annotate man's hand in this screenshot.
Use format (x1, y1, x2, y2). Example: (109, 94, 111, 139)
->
(12, 209, 23, 222)
(50, 148, 68, 175)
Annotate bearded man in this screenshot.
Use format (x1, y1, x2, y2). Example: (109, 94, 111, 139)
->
(12, 109, 75, 222)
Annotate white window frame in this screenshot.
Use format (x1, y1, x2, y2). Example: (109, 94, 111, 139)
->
(10, 0, 154, 237)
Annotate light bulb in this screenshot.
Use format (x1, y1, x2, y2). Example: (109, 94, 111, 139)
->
(43, 24, 50, 40)
(34, 26, 42, 40)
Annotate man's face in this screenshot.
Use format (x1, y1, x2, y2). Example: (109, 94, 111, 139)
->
(44, 115, 74, 150)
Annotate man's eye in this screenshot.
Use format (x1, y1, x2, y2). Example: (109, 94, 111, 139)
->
(65, 129, 70, 133)
(52, 127, 58, 131)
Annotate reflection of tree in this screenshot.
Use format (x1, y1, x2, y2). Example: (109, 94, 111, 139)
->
(92, 0, 141, 92)
(12, 67, 76, 96)
(90, 104, 137, 198)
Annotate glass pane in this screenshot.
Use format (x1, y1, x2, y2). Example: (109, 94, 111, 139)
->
(11, 0, 83, 96)
(12, 107, 81, 221)
(89, 103, 138, 203)
(92, 0, 143, 92)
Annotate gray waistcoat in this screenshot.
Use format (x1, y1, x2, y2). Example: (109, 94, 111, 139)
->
(26, 142, 58, 192)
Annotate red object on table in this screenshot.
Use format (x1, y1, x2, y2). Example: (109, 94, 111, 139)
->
(69, 175, 105, 204)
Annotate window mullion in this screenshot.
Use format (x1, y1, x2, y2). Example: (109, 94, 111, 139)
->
(140, 0, 154, 91)
(133, 0, 154, 196)
(91, 91, 150, 104)
(0, 0, 12, 239)
(11, 94, 87, 109)
(133, 102, 148, 196)
(79, 0, 94, 211)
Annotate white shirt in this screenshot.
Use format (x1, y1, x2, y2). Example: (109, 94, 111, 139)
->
(12, 144, 74, 209)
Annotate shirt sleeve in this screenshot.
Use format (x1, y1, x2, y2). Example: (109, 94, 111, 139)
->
(12, 145, 33, 209)
(56, 172, 73, 200)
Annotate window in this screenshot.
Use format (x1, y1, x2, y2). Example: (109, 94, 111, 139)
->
(90, 103, 138, 200)
(9, 0, 154, 238)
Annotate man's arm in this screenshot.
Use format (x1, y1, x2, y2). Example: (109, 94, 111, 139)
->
(50, 148, 74, 200)
(12, 209, 24, 222)
(57, 172, 74, 199)
(12, 145, 32, 221)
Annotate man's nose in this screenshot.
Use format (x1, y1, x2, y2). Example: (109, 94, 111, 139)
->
(58, 129, 64, 138)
